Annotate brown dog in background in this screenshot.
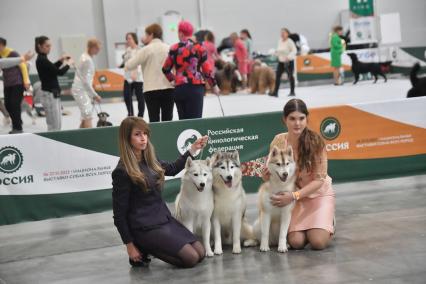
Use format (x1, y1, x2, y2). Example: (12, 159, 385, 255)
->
(215, 59, 241, 95)
(250, 60, 275, 94)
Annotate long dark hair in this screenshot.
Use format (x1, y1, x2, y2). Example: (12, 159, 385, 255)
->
(283, 99, 325, 172)
(126, 32, 138, 45)
(35, 36, 49, 54)
(240, 29, 252, 39)
(205, 30, 215, 43)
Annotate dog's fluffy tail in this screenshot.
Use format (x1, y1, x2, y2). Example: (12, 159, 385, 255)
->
(410, 63, 420, 87)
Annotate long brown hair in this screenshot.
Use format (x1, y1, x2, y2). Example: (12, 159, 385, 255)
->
(118, 117, 164, 190)
(283, 99, 325, 172)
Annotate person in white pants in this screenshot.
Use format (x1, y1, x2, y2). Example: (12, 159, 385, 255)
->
(71, 39, 102, 128)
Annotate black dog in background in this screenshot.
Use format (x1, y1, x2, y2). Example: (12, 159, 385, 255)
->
(347, 53, 387, 84)
(407, 63, 426, 98)
(96, 112, 113, 127)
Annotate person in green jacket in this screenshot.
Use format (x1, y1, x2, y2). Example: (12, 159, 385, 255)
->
(330, 26, 345, 85)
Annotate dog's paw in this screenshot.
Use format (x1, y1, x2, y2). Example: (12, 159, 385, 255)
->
(260, 245, 270, 252)
(243, 239, 258, 247)
(278, 245, 288, 253)
(206, 250, 214, 257)
(214, 248, 223, 255)
(232, 246, 242, 254)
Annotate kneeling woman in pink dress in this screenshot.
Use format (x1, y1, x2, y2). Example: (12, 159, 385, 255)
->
(263, 98, 335, 250)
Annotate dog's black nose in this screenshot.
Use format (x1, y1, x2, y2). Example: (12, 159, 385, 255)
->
(200, 183, 205, 187)
(283, 172, 288, 178)
(226, 175, 232, 181)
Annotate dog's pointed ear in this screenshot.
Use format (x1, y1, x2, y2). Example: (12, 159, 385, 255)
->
(286, 145, 294, 159)
(270, 146, 280, 157)
(210, 152, 219, 166)
(205, 157, 211, 167)
(231, 150, 240, 164)
(185, 156, 192, 168)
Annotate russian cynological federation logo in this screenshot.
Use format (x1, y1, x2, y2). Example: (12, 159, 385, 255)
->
(177, 129, 202, 156)
(320, 117, 341, 140)
(303, 58, 311, 66)
(0, 146, 24, 174)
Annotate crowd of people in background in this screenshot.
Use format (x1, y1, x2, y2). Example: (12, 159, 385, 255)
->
(0, 22, 348, 134)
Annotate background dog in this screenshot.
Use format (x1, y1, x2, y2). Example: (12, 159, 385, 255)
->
(175, 157, 214, 257)
(215, 59, 241, 95)
(407, 63, 426, 98)
(250, 60, 275, 94)
(211, 150, 256, 254)
(253, 146, 297, 253)
(96, 112, 112, 127)
(347, 53, 387, 84)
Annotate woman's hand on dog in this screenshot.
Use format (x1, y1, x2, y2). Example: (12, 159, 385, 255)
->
(126, 242, 142, 262)
(190, 136, 209, 154)
(270, 192, 294, 207)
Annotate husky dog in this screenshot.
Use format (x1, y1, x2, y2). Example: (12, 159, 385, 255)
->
(211, 151, 255, 255)
(175, 157, 214, 257)
(253, 145, 297, 253)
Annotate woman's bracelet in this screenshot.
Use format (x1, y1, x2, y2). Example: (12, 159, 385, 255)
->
(292, 191, 301, 201)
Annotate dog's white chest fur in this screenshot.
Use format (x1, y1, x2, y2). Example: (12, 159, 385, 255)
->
(213, 186, 245, 226)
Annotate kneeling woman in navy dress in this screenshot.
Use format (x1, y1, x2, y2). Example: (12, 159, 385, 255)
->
(112, 116, 208, 268)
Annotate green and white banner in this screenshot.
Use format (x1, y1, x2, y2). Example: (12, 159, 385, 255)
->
(1, 98, 426, 225)
(0, 134, 118, 195)
(350, 0, 374, 17)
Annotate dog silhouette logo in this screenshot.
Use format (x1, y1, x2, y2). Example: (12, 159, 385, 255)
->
(177, 129, 202, 155)
(320, 117, 341, 140)
(0, 146, 24, 174)
(303, 59, 311, 66)
(98, 75, 108, 84)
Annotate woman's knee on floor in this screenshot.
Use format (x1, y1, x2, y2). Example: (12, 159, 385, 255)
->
(179, 244, 201, 268)
(191, 241, 206, 262)
(307, 229, 331, 250)
(288, 231, 307, 250)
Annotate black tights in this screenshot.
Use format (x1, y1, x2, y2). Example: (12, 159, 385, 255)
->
(151, 241, 205, 268)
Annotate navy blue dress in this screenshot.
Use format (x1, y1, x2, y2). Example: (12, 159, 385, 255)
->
(112, 151, 197, 257)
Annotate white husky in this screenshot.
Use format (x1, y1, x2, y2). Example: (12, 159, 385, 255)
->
(253, 145, 297, 253)
(211, 151, 255, 255)
(175, 157, 215, 257)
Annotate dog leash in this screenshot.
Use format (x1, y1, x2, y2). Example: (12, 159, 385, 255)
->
(215, 92, 225, 117)
(92, 100, 103, 115)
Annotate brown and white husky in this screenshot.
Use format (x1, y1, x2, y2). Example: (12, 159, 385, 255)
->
(253, 145, 297, 252)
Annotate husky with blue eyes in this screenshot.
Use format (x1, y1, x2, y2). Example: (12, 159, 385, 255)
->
(175, 157, 214, 257)
(211, 150, 256, 255)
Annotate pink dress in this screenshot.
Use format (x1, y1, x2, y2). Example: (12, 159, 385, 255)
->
(203, 41, 219, 72)
(270, 133, 335, 234)
(234, 39, 248, 75)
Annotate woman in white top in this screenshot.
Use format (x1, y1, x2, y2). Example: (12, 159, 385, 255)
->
(122, 33, 144, 117)
(71, 38, 102, 128)
(270, 28, 297, 97)
(125, 24, 174, 122)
